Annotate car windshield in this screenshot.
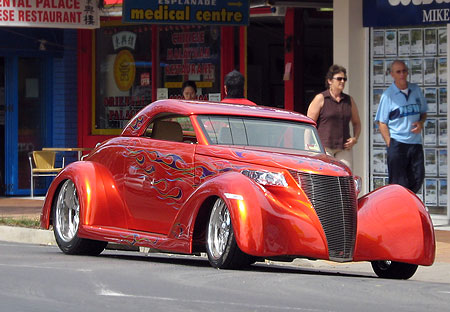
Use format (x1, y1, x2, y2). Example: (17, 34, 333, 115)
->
(197, 115, 323, 153)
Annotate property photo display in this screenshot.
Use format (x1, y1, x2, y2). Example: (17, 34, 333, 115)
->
(370, 26, 448, 215)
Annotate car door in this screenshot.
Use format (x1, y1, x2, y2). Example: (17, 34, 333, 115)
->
(124, 116, 196, 235)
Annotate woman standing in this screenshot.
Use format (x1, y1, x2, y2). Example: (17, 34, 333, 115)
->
(307, 64, 361, 169)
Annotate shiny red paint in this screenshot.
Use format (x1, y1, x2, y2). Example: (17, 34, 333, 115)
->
(42, 100, 435, 267)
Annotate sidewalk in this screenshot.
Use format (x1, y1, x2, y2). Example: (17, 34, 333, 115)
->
(1, 196, 450, 263)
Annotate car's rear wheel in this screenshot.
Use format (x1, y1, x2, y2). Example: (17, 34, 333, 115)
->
(53, 179, 107, 256)
(371, 260, 418, 279)
(206, 197, 255, 269)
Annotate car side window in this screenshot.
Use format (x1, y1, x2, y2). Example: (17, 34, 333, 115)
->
(144, 115, 197, 144)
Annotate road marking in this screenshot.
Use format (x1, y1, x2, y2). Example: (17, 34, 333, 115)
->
(98, 287, 333, 311)
(0, 263, 92, 272)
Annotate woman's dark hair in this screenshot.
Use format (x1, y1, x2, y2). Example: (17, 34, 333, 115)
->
(182, 80, 197, 93)
(325, 64, 347, 88)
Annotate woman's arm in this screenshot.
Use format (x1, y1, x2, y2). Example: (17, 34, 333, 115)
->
(344, 96, 361, 149)
(307, 93, 324, 122)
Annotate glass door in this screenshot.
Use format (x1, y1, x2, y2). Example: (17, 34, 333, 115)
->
(4, 56, 50, 195)
(0, 57, 5, 195)
(18, 58, 48, 192)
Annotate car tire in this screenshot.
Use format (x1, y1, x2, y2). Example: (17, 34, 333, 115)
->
(53, 179, 107, 256)
(371, 260, 418, 279)
(206, 197, 256, 269)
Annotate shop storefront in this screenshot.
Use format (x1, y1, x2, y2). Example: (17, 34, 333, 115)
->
(364, 1, 449, 224)
(334, 0, 450, 225)
(0, 1, 99, 196)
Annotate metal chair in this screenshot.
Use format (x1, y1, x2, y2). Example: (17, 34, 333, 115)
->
(28, 151, 64, 198)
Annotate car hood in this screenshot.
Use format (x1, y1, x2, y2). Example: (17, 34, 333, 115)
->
(195, 145, 352, 177)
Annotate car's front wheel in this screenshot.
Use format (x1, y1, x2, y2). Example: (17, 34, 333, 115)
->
(206, 197, 255, 269)
(53, 179, 107, 256)
(371, 260, 418, 279)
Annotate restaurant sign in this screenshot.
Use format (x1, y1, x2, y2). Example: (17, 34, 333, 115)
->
(363, 0, 450, 27)
(123, 0, 249, 26)
(0, 0, 99, 29)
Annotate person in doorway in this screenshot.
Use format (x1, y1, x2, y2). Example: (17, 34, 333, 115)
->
(307, 64, 361, 169)
(375, 60, 428, 193)
(181, 80, 197, 100)
(221, 70, 257, 106)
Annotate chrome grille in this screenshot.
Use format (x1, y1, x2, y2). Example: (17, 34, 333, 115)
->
(289, 170, 357, 261)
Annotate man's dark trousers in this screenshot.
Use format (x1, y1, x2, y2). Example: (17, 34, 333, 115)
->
(387, 138, 425, 193)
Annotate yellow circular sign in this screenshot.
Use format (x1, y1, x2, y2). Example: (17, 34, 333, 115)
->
(113, 50, 136, 91)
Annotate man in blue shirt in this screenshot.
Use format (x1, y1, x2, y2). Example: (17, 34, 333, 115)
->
(375, 60, 428, 193)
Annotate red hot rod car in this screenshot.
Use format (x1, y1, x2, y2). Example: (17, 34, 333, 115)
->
(41, 99, 435, 279)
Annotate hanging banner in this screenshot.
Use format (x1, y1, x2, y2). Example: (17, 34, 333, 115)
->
(0, 0, 100, 29)
(363, 0, 450, 27)
(122, 0, 249, 26)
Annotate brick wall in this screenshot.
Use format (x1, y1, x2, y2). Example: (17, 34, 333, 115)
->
(52, 29, 78, 163)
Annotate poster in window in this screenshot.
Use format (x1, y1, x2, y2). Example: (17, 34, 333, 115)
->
(425, 148, 438, 176)
(373, 122, 384, 144)
(373, 30, 385, 56)
(439, 87, 447, 114)
(384, 59, 394, 85)
(373, 148, 387, 173)
(424, 28, 437, 56)
(439, 179, 447, 205)
(385, 30, 397, 56)
(373, 60, 385, 85)
(410, 59, 423, 84)
(438, 28, 447, 55)
(373, 88, 384, 114)
(439, 118, 447, 146)
(159, 25, 221, 100)
(424, 118, 437, 145)
(439, 149, 447, 177)
(424, 88, 437, 114)
(411, 29, 423, 55)
(94, 25, 153, 132)
(373, 177, 386, 190)
(424, 58, 437, 85)
(425, 178, 438, 206)
(438, 57, 447, 85)
(398, 29, 410, 56)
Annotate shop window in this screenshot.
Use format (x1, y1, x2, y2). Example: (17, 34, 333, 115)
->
(369, 26, 448, 216)
(94, 25, 152, 133)
(158, 25, 221, 100)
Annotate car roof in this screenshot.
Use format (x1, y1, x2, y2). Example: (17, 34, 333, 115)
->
(145, 99, 313, 122)
(122, 99, 316, 136)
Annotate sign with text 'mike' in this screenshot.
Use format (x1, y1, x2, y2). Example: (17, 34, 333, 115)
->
(0, 0, 99, 29)
(364, 0, 450, 27)
(123, 0, 249, 26)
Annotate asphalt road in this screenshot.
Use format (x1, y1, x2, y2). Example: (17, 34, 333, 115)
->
(1, 241, 449, 312)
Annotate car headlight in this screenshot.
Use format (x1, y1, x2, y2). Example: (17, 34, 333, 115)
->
(241, 169, 288, 187)
(354, 176, 362, 195)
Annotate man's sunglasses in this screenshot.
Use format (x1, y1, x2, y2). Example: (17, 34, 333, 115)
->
(395, 69, 408, 74)
(333, 77, 347, 82)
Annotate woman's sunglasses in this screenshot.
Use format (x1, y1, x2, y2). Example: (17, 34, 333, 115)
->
(333, 77, 347, 82)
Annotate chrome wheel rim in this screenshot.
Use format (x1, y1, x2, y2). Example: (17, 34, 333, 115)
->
(207, 198, 231, 259)
(55, 180, 80, 242)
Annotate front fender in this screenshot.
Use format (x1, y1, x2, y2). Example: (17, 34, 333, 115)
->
(40, 161, 128, 230)
(354, 185, 435, 265)
(171, 172, 267, 254)
(172, 171, 328, 258)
